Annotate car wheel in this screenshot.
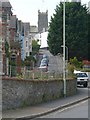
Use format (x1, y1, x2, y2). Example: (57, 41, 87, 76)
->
(83, 82, 87, 87)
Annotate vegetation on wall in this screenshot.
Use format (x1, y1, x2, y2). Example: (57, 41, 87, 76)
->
(69, 57, 83, 69)
(68, 57, 83, 75)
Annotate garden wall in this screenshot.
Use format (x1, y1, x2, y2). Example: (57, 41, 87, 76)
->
(2, 77, 77, 110)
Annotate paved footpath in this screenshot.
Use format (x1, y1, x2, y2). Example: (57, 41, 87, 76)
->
(2, 88, 89, 119)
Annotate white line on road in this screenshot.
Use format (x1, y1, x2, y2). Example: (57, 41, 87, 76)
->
(54, 99, 88, 114)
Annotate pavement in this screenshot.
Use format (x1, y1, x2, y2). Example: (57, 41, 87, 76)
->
(2, 88, 89, 119)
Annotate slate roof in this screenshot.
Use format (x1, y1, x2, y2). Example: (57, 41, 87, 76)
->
(0, 0, 9, 2)
(0, 0, 12, 8)
(9, 15, 17, 29)
(23, 22, 30, 35)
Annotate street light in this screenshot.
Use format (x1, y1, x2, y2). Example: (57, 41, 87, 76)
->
(61, 45, 68, 63)
(65, 46, 68, 63)
(61, 45, 68, 78)
(65, 46, 68, 76)
(63, 0, 66, 97)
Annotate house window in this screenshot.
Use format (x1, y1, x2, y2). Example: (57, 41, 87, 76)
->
(26, 52, 28, 57)
(26, 41, 28, 47)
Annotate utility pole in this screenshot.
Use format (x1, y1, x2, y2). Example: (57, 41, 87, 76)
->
(63, 0, 66, 97)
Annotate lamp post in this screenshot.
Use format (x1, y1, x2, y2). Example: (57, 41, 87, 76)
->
(65, 46, 68, 76)
(65, 46, 68, 63)
(63, 0, 66, 97)
(61, 45, 68, 79)
(61, 45, 68, 62)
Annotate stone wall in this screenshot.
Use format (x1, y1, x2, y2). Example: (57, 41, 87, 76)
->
(2, 77, 77, 110)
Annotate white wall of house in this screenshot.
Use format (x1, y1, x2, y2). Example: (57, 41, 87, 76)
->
(23, 34, 32, 60)
(34, 31, 48, 48)
(22, 31, 48, 60)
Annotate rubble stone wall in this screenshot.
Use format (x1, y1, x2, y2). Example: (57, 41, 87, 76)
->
(2, 77, 77, 110)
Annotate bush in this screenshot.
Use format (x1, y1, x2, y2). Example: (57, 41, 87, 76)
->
(68, 63, 74, 75)
(70, 57, 83, 69)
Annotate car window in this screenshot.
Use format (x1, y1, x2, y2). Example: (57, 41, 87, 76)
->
(40, 62, 47, 66)
(43, 54, 47, 58)
(43, 54, 49, 60)
(76, 73, 88, 77)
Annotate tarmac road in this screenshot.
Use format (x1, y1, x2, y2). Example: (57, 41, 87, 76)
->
(39, 99, 88, 118)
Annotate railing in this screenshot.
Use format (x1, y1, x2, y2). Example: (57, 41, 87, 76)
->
(22, 69, 63, 80)
(2, 65, 63, 80)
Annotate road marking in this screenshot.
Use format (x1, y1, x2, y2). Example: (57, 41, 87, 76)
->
(55, 100, 88, 114)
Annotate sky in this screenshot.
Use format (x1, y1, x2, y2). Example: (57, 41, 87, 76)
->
(9, 0, 89, 26)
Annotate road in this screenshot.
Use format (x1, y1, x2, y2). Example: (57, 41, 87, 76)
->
(39, 49, 63, 74)
(0, 79, 2, 120)
(35, 87, 89, 119)
(39, 100, 88, 118)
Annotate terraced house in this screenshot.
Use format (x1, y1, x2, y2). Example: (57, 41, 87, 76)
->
(0, 0, 22, 76)
(0, 0, 34, 77)
(0, 0, 12, 76)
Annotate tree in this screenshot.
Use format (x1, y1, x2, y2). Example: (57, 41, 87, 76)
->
(24, 55, 36, 67)
(69, 57, 83, 69)
(24, 40, 40, 69)
(47, 2, 89, 60)
(88, 12, 90, 60)
(32, 40, 40, 55)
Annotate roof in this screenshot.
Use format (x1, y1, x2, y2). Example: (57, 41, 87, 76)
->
(0, 0, 12, 8)
(9, 15, 17, 28)
(23, 22, 30, 35)
(30, 26, 38, 33)
(83, 60, 90, 65)
(0, 0, 9, 2)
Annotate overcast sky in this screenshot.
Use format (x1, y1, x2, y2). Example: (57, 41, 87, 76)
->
(9, 0, 89, 26)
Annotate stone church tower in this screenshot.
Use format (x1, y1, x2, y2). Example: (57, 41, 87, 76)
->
(38, 10, 48, 33)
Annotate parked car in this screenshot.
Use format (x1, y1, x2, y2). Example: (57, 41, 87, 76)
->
(43, 54, 47, 58)
(0, 72, 5, 76)
(39, 62, 48, 72)
(41, 58, 48, 66)
(75, 72, 88, 87)
(43, 54, 49, 62)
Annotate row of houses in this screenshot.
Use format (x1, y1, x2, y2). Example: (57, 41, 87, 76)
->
(1, 0, 89, 76)
(0, 0, 34, 76)
(0, 0, 49, 76)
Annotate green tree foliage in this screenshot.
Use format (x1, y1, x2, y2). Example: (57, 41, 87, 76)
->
(32, 40, 40, 55)
(70, 57, 83, 69)
(24, 55, 36, 66)
(68, 57, 83, 75)
(88, 12, 90, 60)
(24, 40, 40, 68)
(48, 2, 89, 60)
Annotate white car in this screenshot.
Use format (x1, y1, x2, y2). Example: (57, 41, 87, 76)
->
(41, 58, 48, 66)
(43, 54, 49, 62)
(0, 72, 5, 76)
(39, 62, 48, 72)
(76, 72, 88, 87)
